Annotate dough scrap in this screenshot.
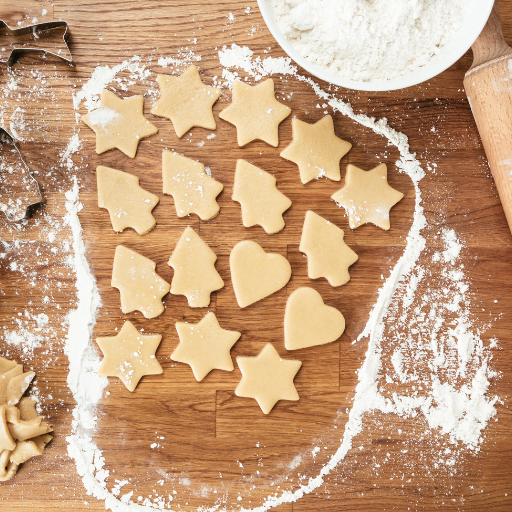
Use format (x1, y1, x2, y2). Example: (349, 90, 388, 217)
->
(172, 312, 241, 381)
(82, 89, 158, 158)
(299, 211, 358, 287)
(280, 115, 352, 184)
(284, 287, 345, 351)
(111, 245, 170, 319)
(96, 320, 163, 392)
(162, 151, 223, 221)
(219, 78, 291, 147)
(331, 163, 404, 230)
(151, 65, 221, 138)
(235, 343, 301, 414)
(97, 166, 159, 235)
(169, 227, 224, 308)
(230, 240, 292, 308)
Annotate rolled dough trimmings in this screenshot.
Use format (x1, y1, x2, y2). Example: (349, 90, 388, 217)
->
(219, 78, 291, 147)
(162, 151, 223, 221)
(111, 245, 170, 319)
(168, 227, 224, 308)
(151, 65, 221, 138)
(280, 115, 352, 184)
(96, 166, 159, 235)
(230, 240, 292, 308)
(232, 159, 292, 234)
(96, 320, 163, 392)
(81, 89, 158, 158)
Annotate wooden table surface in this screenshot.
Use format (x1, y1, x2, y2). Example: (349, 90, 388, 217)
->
(0, 0, 511, 510)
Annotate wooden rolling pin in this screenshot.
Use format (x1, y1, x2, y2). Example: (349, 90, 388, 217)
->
(464, 0, 512, 232)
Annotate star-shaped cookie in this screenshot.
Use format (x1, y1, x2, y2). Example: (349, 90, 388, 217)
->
(151, 65, 221, 138)
(171, 312, 241, 381)
(331, 163, 404, 230)
(96, 320, 163, 392)
(235, 344, 301, 414)
(82, 89, 158, 158)
(280, 115, 352, 184)
(219, 79, 291, 147)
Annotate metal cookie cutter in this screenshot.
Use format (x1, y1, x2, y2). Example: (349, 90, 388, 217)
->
(0, 127, 45, 222)
(0, 20, 72, 67)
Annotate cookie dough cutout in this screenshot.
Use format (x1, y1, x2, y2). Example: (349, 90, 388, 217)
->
(111, 245, 170, 319)
(219, 78, 291, 147)
(331, 163, 404, 230)
(232, 159, 292, 234)
(151, 65, 221, 137)
(169, 227, 224, 308)
(97, 166, 159, 235)
(96, 320, 163, 392)
(82, 89, 158, 158)
(172, 312, 241, 381)
(230, 240, 291, 308)
(235, 344, 301, 414)
(280, 115, 352, 184)
(162, 151, 223, 221)
(284, 287, 345, 351)
(300, 211, 358, 287)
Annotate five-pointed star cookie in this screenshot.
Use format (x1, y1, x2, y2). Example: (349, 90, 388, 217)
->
(96, 320, 163, 392)
(82, 89, 158, 158)
(151, 65, 222, 138)
(235, 344, 301, 414)
(280, 115, 352, 184)
(331, 163, 404, 230)
(171, 312, 241, 381)
(219, 78, 291, 147)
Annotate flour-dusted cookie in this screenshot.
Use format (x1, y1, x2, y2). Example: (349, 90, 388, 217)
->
(331, 163, 404, 230)
(111, 245, 170, 319)
(230, 240, 292, 308)
(300, 211, 358, 287)
(168, 227, 224, 307)
(162, 151, 223, 221)
(219, 78, 291, 147)
(97, 166, 159, 235)
(151, 65, 221, 138)
(82, 89, 158, 158)
(232, 159, 292, 234)
(280, 115, 352, 184)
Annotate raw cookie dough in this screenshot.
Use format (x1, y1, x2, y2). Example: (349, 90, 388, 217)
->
(171, 312, 241, 381)
(168, 227, 224, 307)
(284, 287, 345, 350)
(111, 245, 170, 319)
(230, 240, 292, 308)
(162, 151, 223, 221)
(82, 89, 158, 158)
(280, 115, 352, 184)
(232, 159, 292, 234)
(96, 320, 163, 392)
(219, 78, 291, 147)
(151, 65, 221, 138)
(299, 210, 358, 287)
(97, 165, 159, 235)
(235, 343, 301, 414)
(331, 163, 404, 230)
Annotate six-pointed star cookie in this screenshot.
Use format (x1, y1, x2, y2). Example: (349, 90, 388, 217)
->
(331, 163, 404, 230)
(96, 320, 163, 392)
(280, 115, 352, 184)
(235, 344, 302, 414)
(219, 78, 291, 147)
(82, 89, 158, 158)
(172, 312, 241, 381)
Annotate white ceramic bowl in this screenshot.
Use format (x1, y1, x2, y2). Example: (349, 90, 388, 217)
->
(257, 0, 495, 91)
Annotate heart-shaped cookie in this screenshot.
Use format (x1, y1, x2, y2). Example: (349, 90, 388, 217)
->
(284, 287, 345, 350)
(230, 240, 292, 308)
